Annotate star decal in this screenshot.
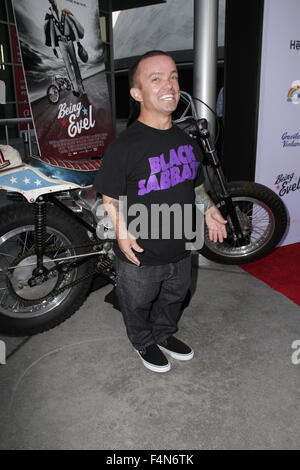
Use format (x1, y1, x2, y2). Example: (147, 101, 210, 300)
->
(24, 177, 30, 184)
(82, 107, 88, 116)
(35, 179, 42, 186)
(62, 119, 68, 127)
(10, 176, 17, 184)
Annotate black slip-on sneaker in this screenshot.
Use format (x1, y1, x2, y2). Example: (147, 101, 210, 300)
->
(158, 336, 194, 361)
(136, 344, 171, 373)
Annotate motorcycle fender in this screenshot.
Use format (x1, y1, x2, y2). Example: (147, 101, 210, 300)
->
(0, 163, 81, 202)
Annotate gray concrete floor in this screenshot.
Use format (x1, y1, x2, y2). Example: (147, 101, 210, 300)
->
(0, 256, 300, 450)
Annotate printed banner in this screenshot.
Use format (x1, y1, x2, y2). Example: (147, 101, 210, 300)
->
(9, 24, 33, 131)
(12, 0, 114, 160)
(256, 0, 300, 245)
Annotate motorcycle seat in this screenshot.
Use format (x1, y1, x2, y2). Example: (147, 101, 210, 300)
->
(28, 155, 102, 187)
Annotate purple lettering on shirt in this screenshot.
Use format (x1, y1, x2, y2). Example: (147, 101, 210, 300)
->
(159, 153, 170, 171)
(181, 163, 192, 181)
(137, 144, 200, 196)
(160, 170, 171, 189)
(169, 148, 181, 167)
(177, 145, 188, 164)
(190, 161, 201, 179)
(185, 145, 197, 163)
(146, 174, 160, 193)
(170, 166, 182, 186)
(148, 156, 161, 175)
(138, 179, 148, 195)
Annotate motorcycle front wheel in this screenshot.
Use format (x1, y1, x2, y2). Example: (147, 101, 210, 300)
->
(0, 202, 93, 336)
(199, 181, 288, 265)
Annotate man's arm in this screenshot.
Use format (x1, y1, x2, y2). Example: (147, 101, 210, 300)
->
(194, 184, 227, 243)
(102, 195, 144, 266)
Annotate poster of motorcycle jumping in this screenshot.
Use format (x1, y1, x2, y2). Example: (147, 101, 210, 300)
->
(12, 0, 115, 160)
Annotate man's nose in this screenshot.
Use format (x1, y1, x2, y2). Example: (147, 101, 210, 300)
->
(164, 78, 173, 89)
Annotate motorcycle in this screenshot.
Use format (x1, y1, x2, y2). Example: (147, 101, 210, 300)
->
(47, 74, 72, 104)
(0, 92, 287, 336)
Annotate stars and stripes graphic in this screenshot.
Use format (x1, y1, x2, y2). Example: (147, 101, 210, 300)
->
(0, 168, 62, 191)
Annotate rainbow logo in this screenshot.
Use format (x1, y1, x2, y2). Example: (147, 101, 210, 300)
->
(287, 81, 300, 104)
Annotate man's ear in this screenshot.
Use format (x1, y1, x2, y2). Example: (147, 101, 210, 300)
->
(130, 87, 143, 103)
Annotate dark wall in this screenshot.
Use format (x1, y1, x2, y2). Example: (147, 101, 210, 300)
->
(222, 0, 264, 181)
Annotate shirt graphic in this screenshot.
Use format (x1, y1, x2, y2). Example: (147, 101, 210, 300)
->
(138, 144, 200, 196)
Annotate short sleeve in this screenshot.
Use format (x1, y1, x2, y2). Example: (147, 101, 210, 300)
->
(93, 141, 127, 199)
(194, 165, 205, 187)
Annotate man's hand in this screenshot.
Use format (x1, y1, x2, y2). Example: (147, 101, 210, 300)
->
(102, 194, 144, 266)
(205, 206, 227, 243)
(117, 230, 144, 266)
(194, 183, 227, 243)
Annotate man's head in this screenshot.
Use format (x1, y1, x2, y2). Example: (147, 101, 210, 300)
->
(129, 51, 173, 89)
(48, 0, 58, 7)
(129, 51, 180, 122)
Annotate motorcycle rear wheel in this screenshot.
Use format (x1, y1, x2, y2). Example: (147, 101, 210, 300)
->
(199, 181, 288, 265)
(47, 84, 60, 104)
(0, 202, 93, 336)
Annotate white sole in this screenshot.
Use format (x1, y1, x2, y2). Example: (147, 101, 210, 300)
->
(136, 350, 171, 373)
(158, 345, 194, 361)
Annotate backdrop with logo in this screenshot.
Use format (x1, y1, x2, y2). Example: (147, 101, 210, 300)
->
(256, 0, 300, 246)
(12, 0, 114, 160)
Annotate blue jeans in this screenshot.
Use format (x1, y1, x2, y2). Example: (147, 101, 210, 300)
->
(115, 255, 192, 350)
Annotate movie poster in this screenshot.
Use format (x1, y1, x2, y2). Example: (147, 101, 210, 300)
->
(9, 24, 33, 131)
(12, 0, 114, 160)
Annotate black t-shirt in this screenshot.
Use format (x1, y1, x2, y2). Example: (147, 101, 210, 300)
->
(93, 120, 205, 265)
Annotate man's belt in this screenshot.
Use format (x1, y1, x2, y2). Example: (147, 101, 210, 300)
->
(57, 35, 72, 42)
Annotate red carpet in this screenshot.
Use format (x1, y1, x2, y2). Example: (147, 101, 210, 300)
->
(240, 243, 300, 306)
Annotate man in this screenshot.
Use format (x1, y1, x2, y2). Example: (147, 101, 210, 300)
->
(44, 0, 86, 96)
(94, 51, 227, 373)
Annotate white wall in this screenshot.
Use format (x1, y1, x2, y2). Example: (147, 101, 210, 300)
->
(256, 0, 300, 245)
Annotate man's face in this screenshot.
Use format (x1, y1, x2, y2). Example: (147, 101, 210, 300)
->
(131, 55, 180, 117)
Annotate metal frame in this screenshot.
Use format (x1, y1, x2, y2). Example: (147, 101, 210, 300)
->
(0, 117, 33, 157)
(193, 0, 219, 138)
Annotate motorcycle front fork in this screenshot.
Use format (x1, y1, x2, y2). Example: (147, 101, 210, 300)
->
(197, 120, 247, 245)
(32, 198, 48, 277)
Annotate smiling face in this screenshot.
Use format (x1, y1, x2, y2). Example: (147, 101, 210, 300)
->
(130, 54, 180, 126)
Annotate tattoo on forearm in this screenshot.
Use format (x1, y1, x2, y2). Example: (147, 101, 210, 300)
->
(194, 184, 214, 213)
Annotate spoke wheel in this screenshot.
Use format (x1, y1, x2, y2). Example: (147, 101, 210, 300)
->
(0, 226, 76, 319)
(199, 181, 288, 264)
(0, 203, 93, 336)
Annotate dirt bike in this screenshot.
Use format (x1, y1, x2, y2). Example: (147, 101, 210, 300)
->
(47, 74, 72, 104)
(0, 92, 287, 336)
